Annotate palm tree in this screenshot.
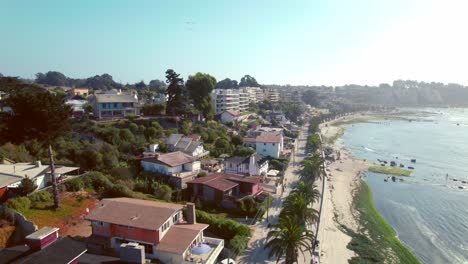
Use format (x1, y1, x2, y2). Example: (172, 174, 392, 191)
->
(281, 193, 319, 226)
(291, 181, 320, 205)
(264, 215, 314, 263)
(299, 153, 323, 183)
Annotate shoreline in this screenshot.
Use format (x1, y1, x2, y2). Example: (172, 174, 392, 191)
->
(318, 113, 421, 264)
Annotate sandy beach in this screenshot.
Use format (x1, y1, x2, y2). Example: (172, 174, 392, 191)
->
(317, 114, 373, 264)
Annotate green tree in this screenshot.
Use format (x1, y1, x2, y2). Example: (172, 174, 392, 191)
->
(264, 215, 314, 263)
(180, 120, 192, 135)
(186, 72, 216, 120)
(280, 193, 319, 225)
(18, 177, 37, 196)
(291, 181, 320, 205)
(165, 69, 186, 116)
(299, 153, 323, 183)
(2, 79, 72, 208)
(239, 75, 260, 87)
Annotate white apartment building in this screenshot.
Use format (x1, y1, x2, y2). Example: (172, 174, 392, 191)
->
(212, 88, 251, 114)
(241, 87, 264, 104)
(264, 88, 280, 102)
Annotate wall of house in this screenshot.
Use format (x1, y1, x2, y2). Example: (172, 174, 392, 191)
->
(155, 250, 183, 264)
(110, 224, 159, 244)
(159, 210, 183, 240)
(91, 221, 111, 237)
(251, 183, 262, 195)
(202, 185, 215, 201)
(141, 161, 183, 175)
(256, 142, 281, 158)
(184, 161, 200, 172)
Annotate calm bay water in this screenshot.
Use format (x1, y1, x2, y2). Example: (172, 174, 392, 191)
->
(340, 108, 468, 264)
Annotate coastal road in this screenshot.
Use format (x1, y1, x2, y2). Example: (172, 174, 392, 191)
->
(238, 125, 311, 264)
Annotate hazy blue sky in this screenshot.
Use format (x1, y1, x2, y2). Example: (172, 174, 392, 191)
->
(1, 0, 467, 85)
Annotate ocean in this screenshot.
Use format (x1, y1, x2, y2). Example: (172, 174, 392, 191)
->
(340, 108, 468, 264)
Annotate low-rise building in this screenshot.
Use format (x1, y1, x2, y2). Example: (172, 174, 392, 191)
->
(187, 173, 263, 205)
(68, 88, 89, 97)
(91, 90, 139, 120)
(86, 198, 223, 263)
(224, 154, 268, 176)
(66, 99, 88, 118)
(165, 134, 209, 158)
(140, 152, 201, 189)
(264, 88, 280, 102)
(244, 132, 284, 159)
(0, 161, 80, 192)
(220, 109, 240, 124)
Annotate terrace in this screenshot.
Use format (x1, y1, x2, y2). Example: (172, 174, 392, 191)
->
(183, 237, 224, 264)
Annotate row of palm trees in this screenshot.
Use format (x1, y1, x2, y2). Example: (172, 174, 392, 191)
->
(264, 150, 324, 263)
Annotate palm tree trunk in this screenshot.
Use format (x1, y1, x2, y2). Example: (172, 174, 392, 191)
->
(48, 144, 60, 209)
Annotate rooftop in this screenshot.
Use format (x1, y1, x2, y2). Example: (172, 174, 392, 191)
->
(224, 109, 240, 117)
(0, 163, 79, 182)
(86, 198, 183, 231)
(156, 223, 208, 254)
(142, 151, 196, 167)
(94, 93, 138, 103)
(25, 226, 59, 240)
(11, 237, 86, 264)
(187, 173, 261, 192)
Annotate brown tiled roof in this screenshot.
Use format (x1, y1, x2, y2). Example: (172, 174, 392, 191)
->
(225, 109, 240, 117)
(255, 132, 282, 143)
(143, 151, 195, 167)
(85, 198, 183, 231)
(156, 223, 208, 254)
(186, 134, 201, 141)
(187, 173, 260, 191)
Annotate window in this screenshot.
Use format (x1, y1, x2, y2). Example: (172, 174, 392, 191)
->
(143, 243, 154, 254)
(173, 213, 179, 223)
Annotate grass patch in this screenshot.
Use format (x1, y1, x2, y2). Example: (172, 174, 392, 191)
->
(369, 166, 412, 177)
(343, 181, 421, 264)
(19, 193, 94, 229)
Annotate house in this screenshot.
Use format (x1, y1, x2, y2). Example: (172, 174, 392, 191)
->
(0, 227, 87, 264)
(187, 173, 263, 205)
(91, 90, 139, 120)
(243, 132, 284, 159)
(220, 110, 240, 124)
(224, 154, 268, 176)
(165, 134, 209, 158)
(85, 198, 224, 263)
(140, 152, 201, 189)
(201, 159, 224, 173)
(66, 99, 87, 118)
(68, 88, 89, 97)
(0, 161, 80, 192)
(264, 111, 287, 124)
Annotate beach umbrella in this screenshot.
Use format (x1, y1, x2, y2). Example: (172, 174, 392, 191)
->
(191, 243, 211, 255)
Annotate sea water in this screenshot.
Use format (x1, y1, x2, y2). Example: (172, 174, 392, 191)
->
(341, 108, 468, 264)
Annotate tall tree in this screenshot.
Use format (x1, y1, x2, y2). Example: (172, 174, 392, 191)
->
(280, 193, 319, 225)
(299, 153, 323, 183)
(239, 75, 260, 87)
(186, 72, 216, 120)
(215, 78, 238, 89)
(165, 69, 186, 116)
(1, 78, 72, 208)
(264, 215, 314, 263)
(291, 181, 320, 205)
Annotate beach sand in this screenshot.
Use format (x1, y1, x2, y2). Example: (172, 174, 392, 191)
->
(318, 114, 372, 264)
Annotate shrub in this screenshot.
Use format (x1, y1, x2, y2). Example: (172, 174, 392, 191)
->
(0, 207, 16, 225)
(229, 235, 249, 256)
(104, 184, 133, 198)
(18, 177, 37, 196)
(29, 191, 53, 205)
(6, 197, 31, 213)
(197, 172, 207, 177)
(65, 178, 85, 192)
(83, 172, 113, 191)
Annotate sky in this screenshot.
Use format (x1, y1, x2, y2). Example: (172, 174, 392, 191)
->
(1, 0, 468, 86)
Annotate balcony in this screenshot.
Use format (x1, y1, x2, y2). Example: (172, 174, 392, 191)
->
(183, 237, 224, 264)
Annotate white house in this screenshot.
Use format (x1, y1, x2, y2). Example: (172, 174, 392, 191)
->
(244, 132, 284, 159)
(0, 161, 80, 190)
(140, 152, 201, 189)
(224, 154, 269, 176)
(165, 134, 209, 158)
(220, 110, 240, 124)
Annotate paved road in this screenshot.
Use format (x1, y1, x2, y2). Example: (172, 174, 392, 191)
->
(239, 125, 313, 264)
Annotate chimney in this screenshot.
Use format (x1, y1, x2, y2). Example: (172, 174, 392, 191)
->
(186, 203, 196, 224)
(36, 161, 42, 167)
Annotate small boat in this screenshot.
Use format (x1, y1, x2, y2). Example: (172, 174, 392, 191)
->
(408, 166, 415, 170)
(399, 178, 404, 182)
(453, 178, 458, 181)
(462, 181, 467, 184)
(384, 178, 388, 182)
(458, 186, 464, 189)
(383, 161, 388, 164)
(457, 123, 460, 126)
(411, 159, 416, 163)
(390, 161, 396, 167)
(400, 164, 404, 168)
(391, 176, 396, 182)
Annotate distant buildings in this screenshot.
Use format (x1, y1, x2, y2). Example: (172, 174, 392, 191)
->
(212, 87, 281, 114)
(68, 87, 89, 97)
(244, 132, 284, 159)
(66, 99, 87, 118)
(224, 154, 269, 176)
(263, 88, 280, 102)
(86, 198, 223, 263)
(140, 151, 201, 189)
(91, 89, 139, 120)
(212, 89, 244, 115)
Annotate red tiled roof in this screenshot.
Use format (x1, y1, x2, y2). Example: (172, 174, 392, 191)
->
(85, 198, 183, 231)
(156, 223, 208, 254)
(142, 151, 195, 167)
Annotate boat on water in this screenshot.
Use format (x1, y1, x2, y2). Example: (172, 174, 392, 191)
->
(384, 178, 388, 182)
(462, 181, 467, 184)
(411, 159, 417, 163)
(392, 176, 396, 182)
(400, 164, 405, 168)
(383, 161, 388, 164)
(458, 186, 464, 189)
(408, 166, 415, 170)
(453, 178, 458, 181)
(390, 161, 396, 167)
